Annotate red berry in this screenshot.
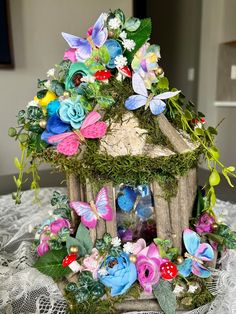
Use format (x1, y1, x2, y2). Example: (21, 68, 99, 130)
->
(160, 262, 178, 280)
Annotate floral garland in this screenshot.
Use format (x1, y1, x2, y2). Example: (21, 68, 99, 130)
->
(8, 8, 236, 313)
(33, 190, 236, 313)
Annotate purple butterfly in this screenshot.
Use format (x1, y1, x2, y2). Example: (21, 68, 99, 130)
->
(178, 228, 214, 278)
(70, 187, 113, 229)
(125, 73, 180, 115)
(62, 13, 108, 62)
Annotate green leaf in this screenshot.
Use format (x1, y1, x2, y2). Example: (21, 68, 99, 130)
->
(157, 77, 169, 90)
(37, 89, 47, 99)
(227, 166, 235, 172)
(195, 127, 204, 136)
(98, 46, 110, 65)
(114, 9, 125, 24)
(125, 18, 152, 63)
(208, 146, 220, 160)
(184, 109, 193, 121)
(125, 17, 141, 32)
(153, 279, 176, 314)
(51, 80, 65, 96)
(222, 168, 234, 187)
(14, 157, 21, 170)
(209, 169, 220, 186)
(96, 95, 115, 107)
(34, 247, 71, 280)
(208, 126, 218, 136)
(196, 187, 205, 216)
(76, 223, 93, 254)
(66, 236, 87, 257)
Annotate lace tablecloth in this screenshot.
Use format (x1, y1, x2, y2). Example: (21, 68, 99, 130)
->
(0, 188, 236, 314)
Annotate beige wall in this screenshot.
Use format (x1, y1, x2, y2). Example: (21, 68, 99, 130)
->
(0, 0, 132, 176)
(198, 0, 236, 168)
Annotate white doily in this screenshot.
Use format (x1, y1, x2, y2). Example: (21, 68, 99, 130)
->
(0, 188, 236, 314)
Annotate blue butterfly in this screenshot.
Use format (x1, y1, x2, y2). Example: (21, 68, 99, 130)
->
(62, 13, 108, 62)
(178, 228, 214, 278)
(117, 185, 153, 220)
(125, 73, 180, 115)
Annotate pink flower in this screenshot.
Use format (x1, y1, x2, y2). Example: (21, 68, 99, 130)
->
(87, 26, 93, 36)
(49, 218, 70, 235)
(195, 213, 215, 234)
(37, 241, 50, 256)
(64, 48, 77, 63)
(82, 248, 101, 279)
(132, 238, 146, 255)
(136, 243, 168, 293)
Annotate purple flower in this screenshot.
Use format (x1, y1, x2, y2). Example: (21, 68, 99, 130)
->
(195, 213, 215, 234)
(136, 243, 168, 293)
(49, 218, 70, 235)
(37, 240, 50, 256)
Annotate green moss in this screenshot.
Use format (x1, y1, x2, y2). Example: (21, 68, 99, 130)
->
(34, 142, 202, 200)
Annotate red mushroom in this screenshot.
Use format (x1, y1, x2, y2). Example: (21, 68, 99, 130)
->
(94, 69, 111, 83)
(62, 253, 81, 273)
(117, 66, 132, 81)
(160, 261, 178, 280)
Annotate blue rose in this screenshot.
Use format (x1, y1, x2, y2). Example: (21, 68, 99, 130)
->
(98, 252, 137, 296)
(46, 99, 60, 116)
(104, 39, 122, 69)
(41, 114, 70, 143)
(59, 96, 86, 129)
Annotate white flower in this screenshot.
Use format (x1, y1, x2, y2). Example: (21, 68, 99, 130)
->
(98, 267, 108, 276)
(123, 39, 136, 52)
(119, 31, 127, 40)
(27, 99, 38, 108)
(173, 284, 185, 296)
(44, 80, 51, 89)
(47, 68, 55, 77)
(123, 242, 134, 254)
(81, 75, 95, 83)
(114, 55, 127, 68)
(111, 236, 121, 247)
(28, 224, 34, 233)
(188, 284, 199, 293)
(108, 17, 121, 30)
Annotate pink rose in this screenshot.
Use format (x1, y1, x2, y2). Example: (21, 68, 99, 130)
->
(195, 213, 215, 234)
(82, 248, 101, 279)
(49, 218, 70, 235)
(136, 243, 168, 293)
(63, 48, 77, 63)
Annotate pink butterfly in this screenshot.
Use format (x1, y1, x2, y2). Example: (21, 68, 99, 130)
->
(70, 187, 113, 229)
(48, 111, 107, 156)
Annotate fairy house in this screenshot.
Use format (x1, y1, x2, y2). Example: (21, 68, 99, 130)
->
(65, 110, 199, 252)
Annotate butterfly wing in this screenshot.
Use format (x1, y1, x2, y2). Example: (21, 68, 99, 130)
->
(125, 95, 147, 110)
(48, 132, 74, 144)
(136, 196, 153, 220)
(81, 111, 102, 129)
(57, 134, 80, 156)
(81, 122, 107, 139)
(92, 13, 108, 47)
(154, 90, 181, 100)
(195, 243, 214, 262)
(117, 186, 137, 212)
(150, 98, 166, 115)
(177, 258, 193, 277)
(95, 187, 113, 221)
(192, 261, 211, 278)
(183, 228, 200, 256)
(61, 32, 92, 61)
(70, 201, 97, 228)
(132, 73, 148, 97)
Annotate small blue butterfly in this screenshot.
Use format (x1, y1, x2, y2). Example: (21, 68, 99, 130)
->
(125, 73, 180, 115)
(117, 185, 153, 220)
(178, 228, 214, 278)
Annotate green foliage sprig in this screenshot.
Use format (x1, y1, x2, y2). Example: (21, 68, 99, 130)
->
(168, 96, 236, 215)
